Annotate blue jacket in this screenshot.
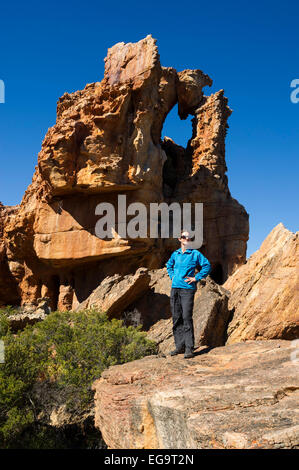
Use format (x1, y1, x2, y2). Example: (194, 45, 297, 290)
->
(166, 248, 211, 290)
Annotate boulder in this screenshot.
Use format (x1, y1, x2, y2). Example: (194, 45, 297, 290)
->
(147, 276, 230, 353)
(75, 267, 151, 317)
(224, 223, 299, 343)
(92, 339, 299, 449)
(120, 267, 173, 329)
(8, 297, 51, 331)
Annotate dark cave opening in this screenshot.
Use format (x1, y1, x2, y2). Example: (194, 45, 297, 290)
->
(51, 275, 60, 311)
(210, 263, 224, 285)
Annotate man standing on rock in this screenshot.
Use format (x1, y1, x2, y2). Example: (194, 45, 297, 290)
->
(166, 230, 211, 359)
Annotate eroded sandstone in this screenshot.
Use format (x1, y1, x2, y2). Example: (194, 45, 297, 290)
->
(147, 275, 231, 352)
(92, 340, 299, 449)
(224, 223, 299, 343)
(0, 35, 248, 309)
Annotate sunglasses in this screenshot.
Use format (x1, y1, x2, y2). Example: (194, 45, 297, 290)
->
(180, 235, 192, 240)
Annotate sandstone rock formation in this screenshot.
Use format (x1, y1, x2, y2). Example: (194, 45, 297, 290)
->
(224, 223, 299, 343)
(76, 267, 151, 316)
(0, 203, 20, 305)
(0, 35, 248, 309)
(75, 267, 230, 342)
(7, 297, 51, 331)
(93, 340, 299, 449)
(75, 266, 178, 329)
(123, 267, 173, 329)
(147, 276, 230, 353)
(75, 267, 172, 328)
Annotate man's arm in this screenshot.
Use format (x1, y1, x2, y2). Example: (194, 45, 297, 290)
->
(194, 252, 211, 282)
(166, 252, 176, 280)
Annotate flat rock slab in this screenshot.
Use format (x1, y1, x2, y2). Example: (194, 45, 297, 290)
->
(93, 340, 299, 449)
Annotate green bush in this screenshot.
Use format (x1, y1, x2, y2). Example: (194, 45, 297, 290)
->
(0, 309, 157, 447)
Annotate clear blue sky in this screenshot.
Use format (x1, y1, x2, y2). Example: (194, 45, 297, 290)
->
(0, 0, 298, 258)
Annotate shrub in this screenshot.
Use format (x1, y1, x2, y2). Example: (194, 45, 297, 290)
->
(0, 309, 157, 447)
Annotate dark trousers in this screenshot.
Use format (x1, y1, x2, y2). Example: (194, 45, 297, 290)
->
(170, 287, 195, 351)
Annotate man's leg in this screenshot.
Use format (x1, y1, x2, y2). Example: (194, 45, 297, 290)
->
(179, 289, 195, 352)
(170, 288, 185, 352)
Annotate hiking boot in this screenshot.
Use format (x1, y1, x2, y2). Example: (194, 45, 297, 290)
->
(170, 348, 185, 356)
(184, 349, 195, 359)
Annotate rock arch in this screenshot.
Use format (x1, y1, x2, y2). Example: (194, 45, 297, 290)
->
(0, 35, 249, 308)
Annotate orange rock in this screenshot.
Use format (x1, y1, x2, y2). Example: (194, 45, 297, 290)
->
(224, 223, 299, 342)
(0, 35, 248, 309)
(92, 340, 299, 449)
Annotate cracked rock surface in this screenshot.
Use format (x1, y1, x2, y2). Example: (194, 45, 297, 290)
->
(224, 223, 299, 343)
(93, 339, 299, 449)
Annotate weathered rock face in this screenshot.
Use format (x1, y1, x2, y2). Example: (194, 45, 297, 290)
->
(0, 203, 21, 305)
(125, 268, 173, 329)
(0, 35, 248, 309)
(76, 266, 172, 329)
(76, 267, 151, 316)
(77, 266, 230, 338)
(147, 276, 231, 353)
(7, 297, 51, 331)
(73, 267, 174, 329)
(224, 223, 299, 343)
(92, 340, 299, 449)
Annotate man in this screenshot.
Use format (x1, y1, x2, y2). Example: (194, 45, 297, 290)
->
(166, 230, 211, 359)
